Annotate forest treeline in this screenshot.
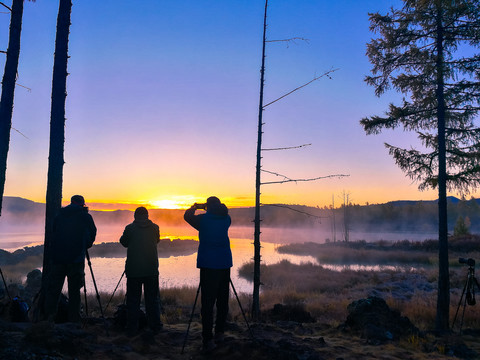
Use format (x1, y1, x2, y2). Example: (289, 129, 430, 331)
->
(3, 196, 480, 233)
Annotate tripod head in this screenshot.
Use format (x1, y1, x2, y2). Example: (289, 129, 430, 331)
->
(459, 257, 475, 267)
(459, 257, 476, 276)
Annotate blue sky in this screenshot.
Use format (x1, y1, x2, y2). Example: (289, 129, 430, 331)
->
(1, 0, 475, 209)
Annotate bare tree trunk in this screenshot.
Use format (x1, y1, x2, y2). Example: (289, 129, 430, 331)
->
(252, 0, 268, 320)
(343, 191, 349, 242)
(331, 195, 336, 243)
(0, 0, 24, 216)
(42, 0, 72, 288)
(434, 4, 450, 332)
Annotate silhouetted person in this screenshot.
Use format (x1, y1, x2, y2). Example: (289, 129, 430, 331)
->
(44, 195, 97, 322)
(184, 196, 232, 352)
(120, 206, 162, 336)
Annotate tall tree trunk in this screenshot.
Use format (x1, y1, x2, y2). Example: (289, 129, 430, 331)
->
(0, 0, 24, 216)
(252, 0, 268, 320)
(42, 0, 72, 285)
(434, 3, 450, 332)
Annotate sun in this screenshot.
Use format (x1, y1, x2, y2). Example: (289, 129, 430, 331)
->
(149, 199, 184, 209)
(148, 195, 202, 209)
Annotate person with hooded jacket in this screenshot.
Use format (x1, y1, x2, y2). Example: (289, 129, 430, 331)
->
(184, 196, 232, 352)
(44, 195, 97, 322)
(120, 206, 162, 336)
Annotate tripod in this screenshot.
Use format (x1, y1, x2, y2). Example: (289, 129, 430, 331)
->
(452, 258, 480, 333)
(0, 266, 11, 300)
(181, 279, 252, 354)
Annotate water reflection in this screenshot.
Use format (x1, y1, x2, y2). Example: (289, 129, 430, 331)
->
(84, 239, 317, 295)
(0, 225, 436, 296)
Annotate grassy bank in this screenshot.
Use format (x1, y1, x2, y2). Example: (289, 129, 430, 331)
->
(237, 236, 480, 331)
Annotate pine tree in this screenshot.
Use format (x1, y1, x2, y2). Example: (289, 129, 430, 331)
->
(361, 0, 480, 331)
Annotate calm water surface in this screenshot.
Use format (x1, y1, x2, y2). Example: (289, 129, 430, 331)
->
(0, 225, 437, 294)
(0, 226, 319, 294)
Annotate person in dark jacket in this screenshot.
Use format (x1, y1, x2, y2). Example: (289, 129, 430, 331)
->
(120, 206, 162, 336)
(44, 195, 97, 322)
(184, 196, 232, 352)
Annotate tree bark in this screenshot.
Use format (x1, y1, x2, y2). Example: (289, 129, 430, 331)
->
(42, 0, 72, 282)
(0, 0, 24, 216)
(252, 0, 268, 320)
(434, 3, 450, 332)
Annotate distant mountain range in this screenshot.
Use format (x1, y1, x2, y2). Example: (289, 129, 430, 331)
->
(2, 196, 479, 232)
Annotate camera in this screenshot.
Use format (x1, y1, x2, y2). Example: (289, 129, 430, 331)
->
(194, 203, 206, 210)
(459, 258, 475, 267)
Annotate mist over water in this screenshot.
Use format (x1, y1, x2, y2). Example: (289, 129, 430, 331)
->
(0, 224, 437, 294)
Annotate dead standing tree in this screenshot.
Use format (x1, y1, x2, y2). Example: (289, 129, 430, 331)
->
(41, 0, 73, 301)
(252, 0, 345, 319)
(0, 0, 26, 216)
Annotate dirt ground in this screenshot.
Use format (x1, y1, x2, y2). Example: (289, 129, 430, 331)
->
(1, 310, 480, 360)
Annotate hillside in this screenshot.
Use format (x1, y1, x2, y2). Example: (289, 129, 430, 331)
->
(2, 196, 480, 233)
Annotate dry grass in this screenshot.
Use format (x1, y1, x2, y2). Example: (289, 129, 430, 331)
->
(2, 238, 480, 335)
(236, 240, 480, 332)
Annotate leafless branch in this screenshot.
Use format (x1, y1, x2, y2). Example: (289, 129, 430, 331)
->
(262, 169, 293, 181)
(263, 68, 338, 108)
(0, 2, 11, 11)
(261, 173, 349, 185)
(12, 127, 29, 139)
(266, 37, 310, 47)
(16, 83, 32, 92)
(0, 50, 6, 54)
(262, 143, 312, 151)
(261, 203, 327, 219)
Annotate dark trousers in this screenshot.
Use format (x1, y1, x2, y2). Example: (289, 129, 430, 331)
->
(200, 268, 230, 343)
(44, 262, 85, 323)
(126, 275, 162, 334)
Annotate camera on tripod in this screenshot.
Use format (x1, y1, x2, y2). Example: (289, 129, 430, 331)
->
(459, 257, 475, 267)
(453, 256, 480, 332)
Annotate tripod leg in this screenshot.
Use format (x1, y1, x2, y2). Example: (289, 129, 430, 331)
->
(86, 250, 109, 336)
(229, 279, 253, 338)
(104, 270, 125, 314)
(0, 267, 11, 300)
(84, 282, 88, 317)
(473, 276, 480, 291)
(453, 279, 468, 331)
(181, 283, 201, 354)
(86, 251, 105, 317)
(453, 280, 467, 329)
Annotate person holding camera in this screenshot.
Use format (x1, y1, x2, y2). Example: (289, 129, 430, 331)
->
(44, 195, 97, 323)
(184, 196, 233, 352)
(120, 206, 162, 336)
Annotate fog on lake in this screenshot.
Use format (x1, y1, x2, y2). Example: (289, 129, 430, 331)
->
(0, 225, 437, 294)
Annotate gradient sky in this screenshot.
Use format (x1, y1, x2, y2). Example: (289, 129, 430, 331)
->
(1, 0, 478, 210)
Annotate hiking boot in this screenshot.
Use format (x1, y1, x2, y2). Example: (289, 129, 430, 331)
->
(202, 339, 217, 354)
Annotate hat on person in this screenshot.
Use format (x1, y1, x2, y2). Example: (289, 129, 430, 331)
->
(134, 206, 149, 220)
(71, 195, 85, 206)
(206, 196, 221, 207)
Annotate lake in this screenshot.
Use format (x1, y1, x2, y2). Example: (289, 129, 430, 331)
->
(0, 224, 437, 295)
